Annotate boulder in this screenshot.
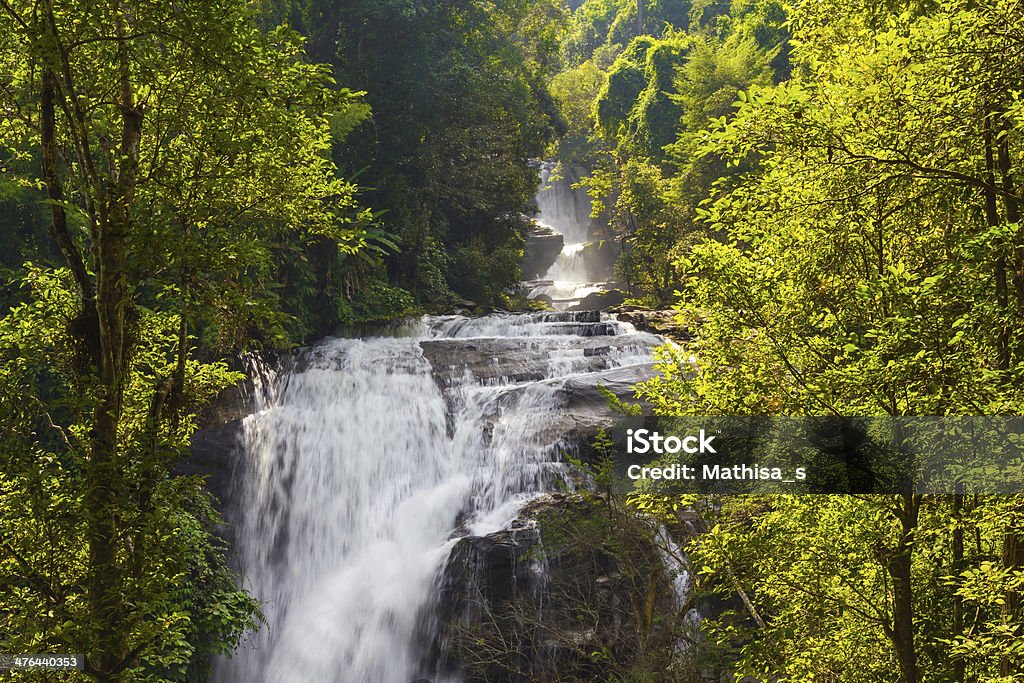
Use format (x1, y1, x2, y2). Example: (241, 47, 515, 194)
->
(567, 288, 627, 311)
(578, 239, 618, 281)
(522, 223, 564, 279)
(615, 309, 692, 340)
(430, 493, 680, 683)
(532, 293, 553, 308)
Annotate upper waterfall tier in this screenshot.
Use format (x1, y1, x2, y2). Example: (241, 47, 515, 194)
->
(535, 162, 593, 245)
(527, 163, 618, 311)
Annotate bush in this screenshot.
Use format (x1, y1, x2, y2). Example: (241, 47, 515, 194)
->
(449, 236, 523, 305)
(336, 281, 417, 324)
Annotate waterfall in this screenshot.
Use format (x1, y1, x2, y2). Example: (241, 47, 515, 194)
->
(528, 162, 614, 310)
(216, 313, 661, 683)
(534, 163, 591, 247)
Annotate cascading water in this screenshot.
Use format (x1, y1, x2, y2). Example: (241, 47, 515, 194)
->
(216, 313, 661, 683)
(527, 163, 613, 309)
(534, 163, 591, 248)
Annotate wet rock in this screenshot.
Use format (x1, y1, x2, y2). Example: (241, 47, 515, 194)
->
(615, 309, 691, 340)
(424, 311, 608, 338)
(532, 293, 553, 307)
(431, 493, 679, 683)
(184, 370, 264, 509)
(559, 363, 657, 413)
(183, 419, 242, 513)
(195, 383, 251, 429)
(578, 239, 619, 278)
(568, 288, 627, 311)
(419, 336, 652, 387)
(522, 223, 564, 279)
(481, 363, 658, 465)
(444, 521, 542, 608)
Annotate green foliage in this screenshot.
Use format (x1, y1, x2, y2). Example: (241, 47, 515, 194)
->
(629, 0, 1024, 679)
(673, 494, 1024, 683)
(645, 2, 1024, 416)
(0, 183, 56, 312)
(336, 281, 417, 325)
(0, 268, 261, 681)
(0, 0, 370, 677)
(578, 7, 779, 305)
(272, 0, 566, 307)
(125, 22, 372, 349)
(671, 31, 774, 135)
(949, 498, 1024, 675)
(449, 235, 525, 305)
(548, 59, 608, 164)
(561, 0, 628, 65)
(594, 36, 659, 142)
(561, 0, 693, 67)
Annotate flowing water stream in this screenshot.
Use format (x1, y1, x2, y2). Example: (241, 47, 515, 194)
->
(525, 163, 613, 309)
(215, 315, 662, 682)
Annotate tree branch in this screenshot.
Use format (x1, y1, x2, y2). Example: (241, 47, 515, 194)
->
(40, 66, 93, 300)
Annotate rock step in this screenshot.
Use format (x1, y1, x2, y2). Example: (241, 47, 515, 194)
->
(427, 315, 618, 339)
(523, 310, 601, 323)
(418, 336, 659, 387)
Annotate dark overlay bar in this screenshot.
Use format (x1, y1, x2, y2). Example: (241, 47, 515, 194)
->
(606, 417, 1024, 495)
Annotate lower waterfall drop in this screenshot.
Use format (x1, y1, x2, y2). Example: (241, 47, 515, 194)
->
(216, 313, 661, 683)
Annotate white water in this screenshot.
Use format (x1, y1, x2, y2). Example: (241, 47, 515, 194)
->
(534, 163, 591, 246)
(217, 314, 660, 683)
(529, 163, 614, 310)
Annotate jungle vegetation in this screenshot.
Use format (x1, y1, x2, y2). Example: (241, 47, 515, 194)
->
(587, 0, 1024, 681)
(1, 0, 1023, 681)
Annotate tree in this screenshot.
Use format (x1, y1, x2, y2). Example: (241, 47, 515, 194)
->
(0, 0, 369, 679)
(266, 0, 566, 306)
(634, 0, 1024, 680)
(583, 19, 778, 305)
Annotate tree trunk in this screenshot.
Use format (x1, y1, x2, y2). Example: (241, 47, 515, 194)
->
(636, 0, 644, 35)
(887, 493, 920, 683)
(40, 67, 93, 302)
(1000, 522, 1024, 678)
(952, 493, 965, 683)
(982, 107, 1010, 370)
(87, 170, 133, 683)
(85, 19, 144, 680)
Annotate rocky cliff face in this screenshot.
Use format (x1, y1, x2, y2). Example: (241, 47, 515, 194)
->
(181, 380, 254, 513)
(429, 493, 687, 682)
(522, 223, 564, 279)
